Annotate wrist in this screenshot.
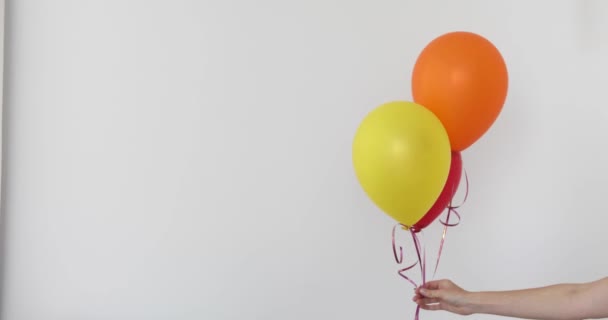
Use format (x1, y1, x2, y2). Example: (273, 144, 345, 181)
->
(463, 291, 485, 315)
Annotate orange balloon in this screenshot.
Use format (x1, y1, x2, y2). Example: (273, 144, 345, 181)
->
(412, 31, 508, 151)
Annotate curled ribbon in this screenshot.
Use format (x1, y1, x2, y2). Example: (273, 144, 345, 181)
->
(392, 224, 425, 320)
(391, 170, 469, 319)
(434, 170, 468, 278)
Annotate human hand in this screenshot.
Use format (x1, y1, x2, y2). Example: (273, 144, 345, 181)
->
(413, 279, 475, 315)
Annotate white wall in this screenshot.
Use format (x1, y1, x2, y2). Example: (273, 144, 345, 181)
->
(2, 1, 608, 319)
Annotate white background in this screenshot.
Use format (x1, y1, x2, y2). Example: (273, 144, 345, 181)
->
(2, 1, 608, 319)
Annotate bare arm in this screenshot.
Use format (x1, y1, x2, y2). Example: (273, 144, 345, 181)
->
(414, 277, 608, 320)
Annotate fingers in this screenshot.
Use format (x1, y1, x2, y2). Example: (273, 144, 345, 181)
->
(416, 279, 455, 299)
(418, 288, 443, 299)
(413, 295, 440, 305)
(418, 302, 442, 311)
(412, 292, 443, 312)
(417, 298, 440, 305)
(421, 280, 443, 290)
(422, 279, 453, 290)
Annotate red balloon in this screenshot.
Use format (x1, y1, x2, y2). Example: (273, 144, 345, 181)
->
(413, 151, 462, 231)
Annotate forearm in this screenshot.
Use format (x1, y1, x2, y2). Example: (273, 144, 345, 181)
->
(469, 283, 588, 320)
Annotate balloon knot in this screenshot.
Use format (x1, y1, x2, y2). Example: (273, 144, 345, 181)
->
(401, 224, 420, 233)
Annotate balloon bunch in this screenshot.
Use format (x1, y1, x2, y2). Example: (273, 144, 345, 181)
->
(352, 31, 508, 318)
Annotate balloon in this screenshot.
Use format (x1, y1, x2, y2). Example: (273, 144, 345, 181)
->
(352, 101, 451, 227)
(412, 151, 462, 231)
(411, 31, 508, 151)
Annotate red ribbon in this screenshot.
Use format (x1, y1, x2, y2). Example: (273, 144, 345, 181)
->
(392, 224, 426, 320)
(391, 170, 469, 319)
(433, 170, 468, 278)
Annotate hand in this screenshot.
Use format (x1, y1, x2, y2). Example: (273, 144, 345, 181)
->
(413, 279, 475, 315)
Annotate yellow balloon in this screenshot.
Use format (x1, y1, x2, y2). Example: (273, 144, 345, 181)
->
(352, 101, 451, 227)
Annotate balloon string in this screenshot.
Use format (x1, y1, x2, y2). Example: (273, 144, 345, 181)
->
(433, 169, 469, 279)
(391, 169, 469, 319)
(392, 224, 425, 320)
(448, 169, 469, 210)
(392, 224, 419, 288)
(411, 230, 425, 320)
